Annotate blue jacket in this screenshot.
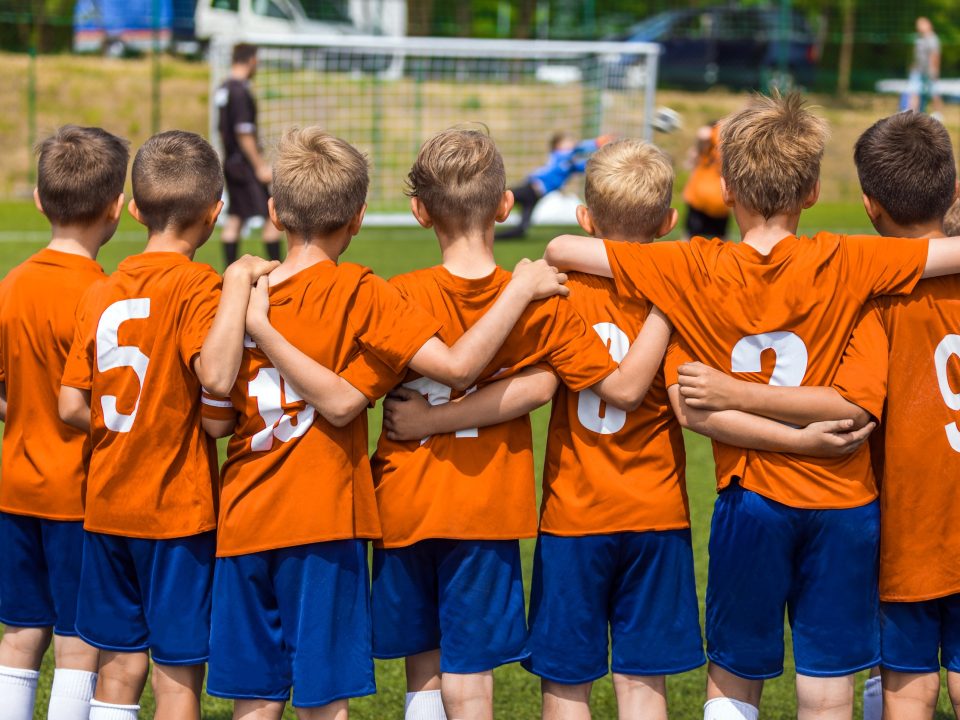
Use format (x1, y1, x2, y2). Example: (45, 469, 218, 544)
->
(528, 139, 599, 195)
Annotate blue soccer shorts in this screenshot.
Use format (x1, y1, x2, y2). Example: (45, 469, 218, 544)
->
(523, 530, 705, 684)
(881, 594, 960, 673)
(75, 530, 215, 665)
(0, 512, 84, 636)
(706, 482, 880, 679)
(372, 539, 528, 674)
(207, 539, 375, 708)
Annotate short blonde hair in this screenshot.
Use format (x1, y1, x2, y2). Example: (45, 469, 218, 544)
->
(272, 127, 369, 237)
(585, 138, 674, 238)
(406, 127, 505, 231)
(720, 92, 828, 219)
(945, 198, 960, 236)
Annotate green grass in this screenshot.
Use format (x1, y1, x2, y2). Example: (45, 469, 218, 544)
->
(2, 198, 957, 718)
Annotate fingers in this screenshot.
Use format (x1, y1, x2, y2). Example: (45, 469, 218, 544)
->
(389, 387, 420, 401)
(555, 285, 571, 297)
(555, 271, 568, 285)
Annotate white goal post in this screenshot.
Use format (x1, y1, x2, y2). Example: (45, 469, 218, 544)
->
(209, 33, 661, 224)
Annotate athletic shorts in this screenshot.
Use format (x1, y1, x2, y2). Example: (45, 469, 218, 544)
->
(706, 482, 880, 679)
(685, 206, 729, 240)
(0, 512, 84, 636)
(76, 530, 215, 665)
(524, 530, 705, 684)
(224, 153, 269, 221)
(372, 539, 528, 674)
(881, 594, 960, 673)
(207, 540, 375, 708)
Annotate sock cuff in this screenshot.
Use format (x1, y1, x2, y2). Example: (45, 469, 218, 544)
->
(405, 689, 447, 720)
(0, 665, 41, 687)
(51, 668, 98, 701)
(704, 697, 759, 720)
(89, 699, 141, 720)
(864, 675, 883, 695)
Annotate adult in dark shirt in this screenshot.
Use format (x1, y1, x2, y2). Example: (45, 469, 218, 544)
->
(215, 43, 281, 267)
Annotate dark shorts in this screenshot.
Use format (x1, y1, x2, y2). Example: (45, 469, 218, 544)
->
(686, 206, 729, 240)
(224, 154, 269, 221)
(881, 594, 960, 673)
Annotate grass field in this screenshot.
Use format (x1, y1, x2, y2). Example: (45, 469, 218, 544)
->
(0, 197, 956, 719)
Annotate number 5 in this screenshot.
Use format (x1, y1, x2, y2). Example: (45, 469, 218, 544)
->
(96, 298, 151, 433)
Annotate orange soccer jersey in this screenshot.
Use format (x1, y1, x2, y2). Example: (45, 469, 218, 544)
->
(208, 261, 441, 558)
(682, 124, 727, 220)
(606, 232, 927, 509)
(0, 249, 106, 520)
(61, 252, 222, 538)
(541, 271, 688, 535)
(369, 266, 617, 549)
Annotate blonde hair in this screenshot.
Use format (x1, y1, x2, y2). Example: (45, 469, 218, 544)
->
(585, 138, 674, 238)
(945, 198, 960, 236)
(406, 127, 505, 231)
(272, 127, 369, 237)
(720, 92, 828, 219)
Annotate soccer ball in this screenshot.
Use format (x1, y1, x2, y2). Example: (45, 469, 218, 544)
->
(652, 107, 683, 134)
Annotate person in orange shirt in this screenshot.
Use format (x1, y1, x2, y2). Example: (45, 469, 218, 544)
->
(544, 93, 960, 720)
(674, 111, 960, 720)
(682, 121, 729, 240)
(198, 126, 568, 720)
(58, 130, 276, 720)
(0, 126, 127, 720)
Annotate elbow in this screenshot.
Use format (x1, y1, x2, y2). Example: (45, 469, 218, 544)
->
(325, 397, 365, 428)
(446, 365, 475, 394)
(849, 405, 873, 429)
(199, 372, 235, 399)
(606, 385, 645, 413)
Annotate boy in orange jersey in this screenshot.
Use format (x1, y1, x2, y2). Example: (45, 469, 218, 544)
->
(198, 126, 569, 720)
(544, 93, 960, 720)
(58, 130, 276, 720)
(0, 126, 127, 720)
(675, 111, 960, 720)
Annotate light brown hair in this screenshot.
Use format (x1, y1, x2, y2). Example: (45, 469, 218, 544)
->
(272, 127, 369, 237)
(406, 127, 505, 231)
(854, 111, 957, 227)
(36, 125, 129, 226)
(585, 138, 673, 238)
(720, 92, 828, 219)
(132, 130, 223, 233)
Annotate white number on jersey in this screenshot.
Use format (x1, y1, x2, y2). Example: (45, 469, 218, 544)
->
(96, 298, 151, 433)
(248, 367, 316, 452)
(934, 334, 960, 452)
(402, 376, 478, 445)
(731, 331, 808, 387)
(577, 322, 630, 435)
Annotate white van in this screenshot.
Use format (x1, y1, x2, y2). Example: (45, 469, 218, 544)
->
(195, 0, 356, 42)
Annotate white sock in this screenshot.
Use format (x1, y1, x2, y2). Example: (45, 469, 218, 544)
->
(89, 698, 140, 720)
(0, 664, 40, 720)
(48, 668, 98, 720)
(863, 675, 883, 720)
(405, 689, 447, 720)
(704, 697, 759, 720)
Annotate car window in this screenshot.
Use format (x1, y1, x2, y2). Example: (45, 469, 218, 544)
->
(252, 0, 290, 19)
(212, 0, 239, 11)
(671, 12, 710, 40)
(299, 0, 351, 23)
(714, 9, 766, 40)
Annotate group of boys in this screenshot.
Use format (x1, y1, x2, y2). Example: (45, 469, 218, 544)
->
(1, 91, 959, 720)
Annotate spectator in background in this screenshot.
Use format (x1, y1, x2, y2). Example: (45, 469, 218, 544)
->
(682, 121, 729, 240)
(215, 43, 282, 267)
(908, 17, 943, 119)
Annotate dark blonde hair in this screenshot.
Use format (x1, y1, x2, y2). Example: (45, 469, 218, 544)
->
(36, 125, 129, 226)
(272, 126, 369, 237)
(720, 92, 828, 219)
(406, 127, 506, 231)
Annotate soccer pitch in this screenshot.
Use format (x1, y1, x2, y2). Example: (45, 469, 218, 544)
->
(0, 198, 953, 719)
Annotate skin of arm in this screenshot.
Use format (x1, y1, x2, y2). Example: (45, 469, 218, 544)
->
(194, 255, 279, 398)
(921, 237, 960, 279)
(237, 133, 273, 185)
(543, 235, 614, 277)
(58, 386, 91, 432)
(668, 385, 874, 458)
(0, 381, 6, 422)
(382, 366, 559, 442)
(201, 415, 236, 439)
(676, 361, 871, 427)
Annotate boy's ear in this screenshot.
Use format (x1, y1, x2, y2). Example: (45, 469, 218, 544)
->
(720, 177, 734, 207)
(107, 193, 125, 224)
(575, 205, 597, 236)
(33, 188, 46, 217)
(862, 194, 884, 224)
(127, 199, 147, 227)
(656, 208, 680, 239)
(410, 197, 433, 229)
(206, 200, 223, 228)
(495, 190, 515, 223)
(802, 180, 820, 210)
(267, 198, 285, 232)
(954, 179, 959, 204)
(348, 203, 367, 236)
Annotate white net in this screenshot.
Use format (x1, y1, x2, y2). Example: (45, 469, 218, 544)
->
(210, 34, 660, 224)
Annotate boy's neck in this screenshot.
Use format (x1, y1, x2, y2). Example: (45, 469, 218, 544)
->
(734, 205, 803, 255)
(46, 223, 110, 260)
(600, 230, 655, 245)
(270, 232, 345, 283)
(875, 218, 945, 240)
(143, 225, 209, 259)
(436, 226, 497, 279)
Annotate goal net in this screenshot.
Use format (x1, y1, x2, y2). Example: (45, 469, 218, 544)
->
(209, 34, 661, 225)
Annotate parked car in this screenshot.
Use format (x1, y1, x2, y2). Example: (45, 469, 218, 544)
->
(194, 0, 355, 44)
(606, 6, 820, 91)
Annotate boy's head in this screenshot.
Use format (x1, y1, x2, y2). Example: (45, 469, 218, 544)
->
(854, 111, 957, 231)
(720, 92, 828, 219)
(35, 125, 129, 230)
(131, 130, 223, 237)
(550, 131, 575, 152)
(580, 138, 676, 241)
(271, 126, 369, 239)
(232, 43, 258, 76)
(406, 127, 510, 234)
(945, 199, 960, 237)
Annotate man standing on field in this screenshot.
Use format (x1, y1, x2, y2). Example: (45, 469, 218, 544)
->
(215, 42, 282, 267)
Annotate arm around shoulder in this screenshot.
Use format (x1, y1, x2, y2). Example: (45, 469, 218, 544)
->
(59, 385, 91, 432)
(543, 235, 613, 276)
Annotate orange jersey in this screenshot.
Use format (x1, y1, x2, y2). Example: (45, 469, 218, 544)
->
(607, 233, 927, 509)
(541, 271, 688, 535)
(61, 252, 222, 538)
(369, 266, 618, 549)
(0, 249, 106, 520)
(210, 261, 441, 557)
(682, 125, 727, 220)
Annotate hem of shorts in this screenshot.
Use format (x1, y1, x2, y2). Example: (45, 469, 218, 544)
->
(734, 481, 878, 511)
(537, 524, 692, 537)
(82, 525, 217, 541)
(440, 651, 531, 675)
(522, 664, 608, 685)
(612, 656, 707, 677)
(794, 658, 881, 678)
(151, 654, 209, 666)
(880, 660, 942, 674)
(292, 685, 377, 708)
(216, 534, 377, 558)
(76, 630, 150, 654)
(0, 507, 85, 522)
(373, 646, 439, 661)
(51, 629, 79, 638)
(0, 616, 56, 629)
(707, 655, 783, 681)
(376, 533, 534, 550)
(881, 586, 960, 603)
(206, 687, 289, 702)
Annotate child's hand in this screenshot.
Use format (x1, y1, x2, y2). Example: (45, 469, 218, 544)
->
(245, 276, 272, 339)
(510, 258, 569, 301)
(383, 387, 434, 442)
(796, 419, 875, 458)
(677, 362, 739, 411)
(225, 254, 279, 285)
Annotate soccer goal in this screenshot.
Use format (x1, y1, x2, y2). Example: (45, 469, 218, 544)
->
(209, 34, 661, 224)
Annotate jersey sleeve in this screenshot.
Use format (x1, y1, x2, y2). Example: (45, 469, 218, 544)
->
(200, 388, 237, 422)
(604, 239, 698, 315)
(663, 333, 696, 387)
(842, 235, 928, 299)
(177, 269, 223, 370)
(339, 348, 406, 404)
(831, 302, 889, 420)
(541, 298, 617, 392)
(61, 293, 96, 391)
(231, 83, 256, 135)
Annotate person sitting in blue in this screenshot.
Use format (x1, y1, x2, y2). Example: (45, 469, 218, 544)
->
(497, 131, 612, 240)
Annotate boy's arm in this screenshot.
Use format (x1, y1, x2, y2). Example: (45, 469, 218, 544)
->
(0, 382, 6, 422)
(922, 237, 960, 279)
(543, 236, 614, 277)
(382, 366, 559, 442)
(194, 255, 278, 397)
(201, 416, 235, 439)
(58, 386, 91, 431)
(200, 391, 237, 439)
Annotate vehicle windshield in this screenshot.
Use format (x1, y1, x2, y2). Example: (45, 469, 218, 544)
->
(298, 0, 351, 23)
(616, 12, 676, 41)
